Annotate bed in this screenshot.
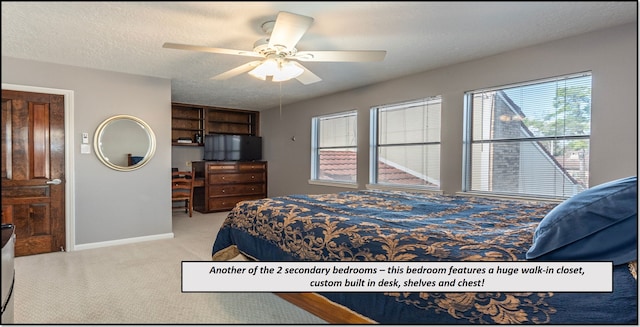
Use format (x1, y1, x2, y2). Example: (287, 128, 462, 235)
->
(211, 177, 637, 324)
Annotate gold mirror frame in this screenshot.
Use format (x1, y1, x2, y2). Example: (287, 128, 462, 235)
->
(94, 115, 156, 171)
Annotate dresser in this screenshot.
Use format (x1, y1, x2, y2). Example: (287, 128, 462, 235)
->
(192, 161, 267, 212)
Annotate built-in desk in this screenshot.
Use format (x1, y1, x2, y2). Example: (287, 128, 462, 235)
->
(192, 161, 267, 212)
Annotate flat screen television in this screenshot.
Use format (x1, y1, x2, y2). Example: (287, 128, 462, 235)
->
(204, 134, 262, 161)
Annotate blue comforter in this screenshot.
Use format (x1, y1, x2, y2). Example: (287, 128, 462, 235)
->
(212, 190, 637, 324)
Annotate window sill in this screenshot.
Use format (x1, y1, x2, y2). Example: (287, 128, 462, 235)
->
(308, 179, 359, 189)
(365, 184, 443, 194)
(455, 191, 564, 203)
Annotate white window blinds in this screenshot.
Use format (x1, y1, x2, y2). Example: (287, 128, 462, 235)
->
(370, 97, 441, 188)
(311, 110, 358, 183)
(463, 72, 592, 198)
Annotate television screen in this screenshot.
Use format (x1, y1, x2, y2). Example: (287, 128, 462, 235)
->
(204, 134, 262, 161)
(240, 135, 262, 161)
(204, 134, 226, 161)
(225, 135, 241, 161)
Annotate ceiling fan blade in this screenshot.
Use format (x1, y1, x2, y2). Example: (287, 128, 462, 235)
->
(291, 61, 322, 85)
(211, 61, 263, 80)
(163, 42, 262, 58)
(294, 50, 386, 62)
(268, 12, 314, 50)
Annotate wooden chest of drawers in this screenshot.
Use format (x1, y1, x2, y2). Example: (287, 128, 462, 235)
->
(192, 161, 267, 212)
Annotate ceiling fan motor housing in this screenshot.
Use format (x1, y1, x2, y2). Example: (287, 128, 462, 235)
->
(253, 37, 296, 57)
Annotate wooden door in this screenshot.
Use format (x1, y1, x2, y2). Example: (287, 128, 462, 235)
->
(1, 89, 65, 256)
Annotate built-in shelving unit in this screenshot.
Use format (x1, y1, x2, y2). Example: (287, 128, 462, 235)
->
(171, 103, 204, 146)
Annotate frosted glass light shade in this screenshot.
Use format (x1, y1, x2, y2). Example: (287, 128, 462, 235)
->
(272, 61, 304, 82)
(248, 59, 303, 82)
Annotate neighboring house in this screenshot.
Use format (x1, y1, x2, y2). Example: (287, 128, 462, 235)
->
(489, 90, 587, 196)
(319, 150, 436, 186)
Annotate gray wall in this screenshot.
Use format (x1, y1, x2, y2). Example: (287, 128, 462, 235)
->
(261, 23, 638, 197)
(1, 58, 172, 247)
(172, 145, 204, 172)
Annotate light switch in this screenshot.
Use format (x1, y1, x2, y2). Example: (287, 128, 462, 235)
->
(82, 132, 89, 144)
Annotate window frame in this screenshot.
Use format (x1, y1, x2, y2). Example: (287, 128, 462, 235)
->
(368, 96, 442, 191)
(309, 110, 359, 188)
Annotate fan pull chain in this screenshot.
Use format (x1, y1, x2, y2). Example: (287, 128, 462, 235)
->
(279, 81, 283, 120)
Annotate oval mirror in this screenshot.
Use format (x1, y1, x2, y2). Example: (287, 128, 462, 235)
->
(94, 115, 156, 171)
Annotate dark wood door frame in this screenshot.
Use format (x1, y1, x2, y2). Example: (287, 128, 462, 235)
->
(2, 83, 75, 253)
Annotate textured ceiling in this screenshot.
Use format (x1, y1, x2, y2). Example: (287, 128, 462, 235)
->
(1, 1, 637, 111)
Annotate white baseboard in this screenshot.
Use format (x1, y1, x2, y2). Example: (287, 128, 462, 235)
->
(74, 233, 175, 251)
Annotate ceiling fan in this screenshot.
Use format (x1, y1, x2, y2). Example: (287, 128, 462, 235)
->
(163, 11, 386, 85)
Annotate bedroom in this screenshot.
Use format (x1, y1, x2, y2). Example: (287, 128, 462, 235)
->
(1, 1, 637, 324)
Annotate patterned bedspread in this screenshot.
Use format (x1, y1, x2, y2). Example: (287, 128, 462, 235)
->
(212, 190, 638, 324)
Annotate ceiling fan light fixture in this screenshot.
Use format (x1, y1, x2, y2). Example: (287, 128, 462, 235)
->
(248, 58, 303, 82)
(248, 59, 277, 80)
(272, 60, 304, 82)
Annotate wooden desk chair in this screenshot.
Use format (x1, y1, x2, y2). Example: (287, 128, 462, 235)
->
(172, 170, 193, 217)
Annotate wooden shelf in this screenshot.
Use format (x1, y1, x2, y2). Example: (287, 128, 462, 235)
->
(206, 107, 259, 136)
(171, 142, 200, 146)
(171, 102, 260, 146)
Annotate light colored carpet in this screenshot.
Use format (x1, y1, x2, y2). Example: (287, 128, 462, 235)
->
(13, 210, 327, 324)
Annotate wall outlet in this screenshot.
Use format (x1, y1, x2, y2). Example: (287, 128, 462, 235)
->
(186, 161, 192, 167)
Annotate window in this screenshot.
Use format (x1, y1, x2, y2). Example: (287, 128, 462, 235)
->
(463, 72, 592, 198)
(310, 110, 357, 184)
(370, 97, 441, 188)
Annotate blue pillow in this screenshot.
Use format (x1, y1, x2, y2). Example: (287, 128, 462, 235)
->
(526, 176, 637, 265)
